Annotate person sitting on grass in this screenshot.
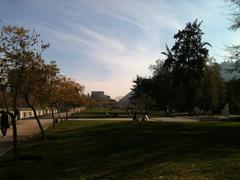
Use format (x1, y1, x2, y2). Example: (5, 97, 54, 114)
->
(144, 113, 149, 121)
(142, 112, 149, 121)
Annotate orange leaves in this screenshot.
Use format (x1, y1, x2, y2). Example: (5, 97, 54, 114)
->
(0, 24, 88, 110)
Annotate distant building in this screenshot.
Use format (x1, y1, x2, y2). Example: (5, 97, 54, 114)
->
(116, 91, 134, 108)
(91, 91, 111, 100)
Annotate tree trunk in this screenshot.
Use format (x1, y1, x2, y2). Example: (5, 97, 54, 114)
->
(65, 110, 68, 121)
(9, 113, 18, 160)
(56, 104, 63, 125)
(31, 106, 45, 139)
(1, 87, 9, 112)
(50, 104, 55, 129)
(24, 95, 45, 139)
(10, 93, 20, 160)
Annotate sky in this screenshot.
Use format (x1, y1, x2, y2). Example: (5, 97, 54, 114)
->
(1, 0, 240, 99)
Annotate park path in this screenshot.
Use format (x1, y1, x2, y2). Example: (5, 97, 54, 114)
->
(0, 119, 52, 157)
(151, 117, 199, 122)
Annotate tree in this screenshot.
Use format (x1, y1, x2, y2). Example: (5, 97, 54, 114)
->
(0, 58, 10, 112)
(150, 59, 176, 113)
(55, 76, 85, 122)
(200, 59, 225, 113)
(43, 74, 85, 127)
(225, 79, 240, 113)
(226, 0, 240, 71)
(226, 0, 240, 30)
(131, 76, 155, 112)
(16, 60, 59, 138)
(0, 25, 49, 159)
(225, 0, 240, 114)
(131, 20, 212, 115)
(41, 61, 61, 128)
(161, 20, 211, 114)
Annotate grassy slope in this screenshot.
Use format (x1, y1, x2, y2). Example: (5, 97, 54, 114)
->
(1, 120, 240, 179)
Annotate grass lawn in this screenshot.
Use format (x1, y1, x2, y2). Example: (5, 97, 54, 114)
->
(1, 120, 240, 179)
(71, 108, 132, 118)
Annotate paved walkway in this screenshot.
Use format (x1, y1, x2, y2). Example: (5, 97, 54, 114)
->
(151, 117, 198, 122)
(0, 119, 52, 157)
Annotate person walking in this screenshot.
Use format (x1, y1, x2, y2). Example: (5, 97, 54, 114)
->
(1, 111, 9, 138)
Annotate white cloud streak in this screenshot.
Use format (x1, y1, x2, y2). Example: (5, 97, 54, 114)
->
(21, 0, 233, 98)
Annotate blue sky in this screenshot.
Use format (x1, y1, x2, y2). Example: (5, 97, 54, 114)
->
(1, 0, 240, 98)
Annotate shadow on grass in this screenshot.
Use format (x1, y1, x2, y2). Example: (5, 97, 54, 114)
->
(1, 120, 240, 179)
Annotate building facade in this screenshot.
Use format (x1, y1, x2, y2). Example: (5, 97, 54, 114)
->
(91, 91, 110, 100)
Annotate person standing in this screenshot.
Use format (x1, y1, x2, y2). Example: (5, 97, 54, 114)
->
(1, 111, 9, 138)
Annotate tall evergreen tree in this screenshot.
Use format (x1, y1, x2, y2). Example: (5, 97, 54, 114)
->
(162, 20, 211, 114)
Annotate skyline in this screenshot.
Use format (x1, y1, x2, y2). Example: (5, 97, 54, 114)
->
(1, 0, 240, 98)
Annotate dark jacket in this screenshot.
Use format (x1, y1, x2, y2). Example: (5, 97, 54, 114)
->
(1, 113, 9, 126)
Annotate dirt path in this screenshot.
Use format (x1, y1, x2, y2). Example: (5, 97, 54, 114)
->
(0, 119, 52, 157)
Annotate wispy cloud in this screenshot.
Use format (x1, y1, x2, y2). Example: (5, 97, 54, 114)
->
(1, 0, 235, 98)
(102, 11, 147, 31)
(79, 26, 126, 53)
(39, 0, 225, 97)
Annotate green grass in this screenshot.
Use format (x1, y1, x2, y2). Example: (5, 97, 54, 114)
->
(71, 112, 131, 118)
(83, 107, 126, 113)
(71, 108, 132, 118)
(1, 120, 240, 179)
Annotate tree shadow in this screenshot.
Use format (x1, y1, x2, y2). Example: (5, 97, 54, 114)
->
(1, 121, 240, 179)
